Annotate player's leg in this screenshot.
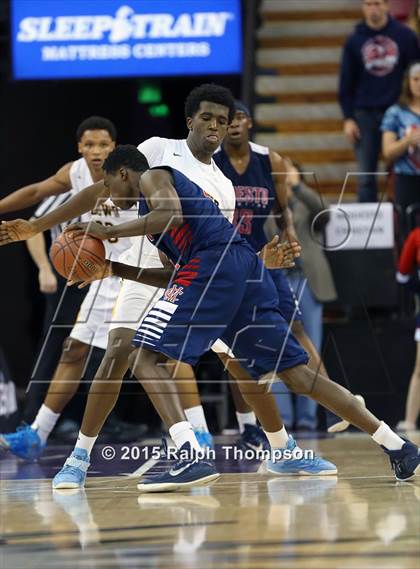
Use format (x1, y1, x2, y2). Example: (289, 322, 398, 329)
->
(128, 247, 259, 492)
(213, 337, 267, 448)
(34, 289, 113, 447)
(228, 275, 417, 481)
(221, 262, 338, 476)
(129, 347, 219, 493)
(22, 272, 87, 424)
(172, 361, 212, 448)
(262, 357, 420, 480)
(218, 354, 278, 431)
(52, 326, 134, 489)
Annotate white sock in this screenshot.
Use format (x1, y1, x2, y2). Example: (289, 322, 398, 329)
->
(169, 421, 201, 452)
(184, 405, 209, 433)
(264, 426, 290, 449)
(75, 432, 98, 456)
(236, 411, 257, 434)
(372, 421, 404, 451)
(31, 404, 60, 444)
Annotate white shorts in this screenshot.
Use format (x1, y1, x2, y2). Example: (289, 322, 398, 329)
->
(70, 277, 122, 351)
(108, 278, 164, 333)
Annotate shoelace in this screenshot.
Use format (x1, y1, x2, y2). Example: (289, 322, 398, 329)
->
(389, 457, 397, 472)
(59, 465, 85, 479)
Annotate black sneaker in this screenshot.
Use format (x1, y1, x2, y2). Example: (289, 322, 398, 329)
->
(235, 424, 269, 452)
(383, 440, 420, 481)
(137, 442, 219, 493)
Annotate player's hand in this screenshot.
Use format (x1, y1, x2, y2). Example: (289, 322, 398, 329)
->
(67, 259, 113, 289)
(39, 265, 58, 294)
(343, 119, 360, 144)
(405, 128, 420, 146)
(65, 221, 109, 240)
(0, 219, 37, 245)
(259, 235, 301, 269)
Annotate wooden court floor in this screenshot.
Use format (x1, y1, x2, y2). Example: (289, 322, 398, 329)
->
(1, 433, 419, 569)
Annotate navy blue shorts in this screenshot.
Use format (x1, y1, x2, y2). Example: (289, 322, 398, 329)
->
(132, 244, 308, 379)
(269, 268, 302, 323)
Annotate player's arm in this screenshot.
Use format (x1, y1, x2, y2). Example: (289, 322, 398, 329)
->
(111, 262, 173, 288)
(65, 169, 183, 240)
(26, 231, 57, 294)
(0, 180, 108, 245)
(0, 163, 73, 215)
(269, 151, 297, 241)
(69, 259, 173, 289)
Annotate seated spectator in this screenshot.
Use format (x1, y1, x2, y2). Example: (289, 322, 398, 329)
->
(339, 0, 419, 203)
(382, 61, 420, 235)
(272, 162, 337, 431)
(408, 0, 419, 35)
(396, 227, 420, 430)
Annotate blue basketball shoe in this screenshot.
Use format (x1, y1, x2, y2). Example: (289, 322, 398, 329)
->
(383, 440, 420, 481)
(52, 448, 90, 489)
(266, 435, 337, 476)
(193, 429, 214, 450)
(137, 442, 219, 492)
(235, 424, 269, 452)
(0, 425, 44, 461)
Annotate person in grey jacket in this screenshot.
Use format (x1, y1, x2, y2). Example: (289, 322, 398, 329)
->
(268, 162, 337, 430)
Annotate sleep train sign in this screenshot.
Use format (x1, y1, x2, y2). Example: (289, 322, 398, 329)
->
(11, 0, 242, 79)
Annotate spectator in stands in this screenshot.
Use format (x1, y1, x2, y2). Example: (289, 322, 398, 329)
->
(396, 227, 420, 431)
(271, 161, 337, 431)
(382, 61, 420, 234)
(408, 0, 419, 35)
(339, 0, 419, 203)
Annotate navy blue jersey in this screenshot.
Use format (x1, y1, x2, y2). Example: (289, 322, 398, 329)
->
(138, 167, 244, 266)
(214, 142, 277, 252)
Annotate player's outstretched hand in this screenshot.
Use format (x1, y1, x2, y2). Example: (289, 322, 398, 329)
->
(65, 221, 109, 240)
(260, 235, 301, 269)
(0, 219, 37, 245)
(67, 259, 113, 289)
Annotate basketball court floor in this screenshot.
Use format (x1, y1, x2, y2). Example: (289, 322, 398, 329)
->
(1, 433, 419, 569)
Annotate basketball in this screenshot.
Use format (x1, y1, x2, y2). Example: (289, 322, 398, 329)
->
(49, 231, 106, 280)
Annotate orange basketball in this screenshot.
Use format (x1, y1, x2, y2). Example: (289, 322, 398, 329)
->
(49, 231, 106, 280)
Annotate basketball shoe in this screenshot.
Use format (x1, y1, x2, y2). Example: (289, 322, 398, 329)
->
(193, 429, 214, 450)
(235, 424, 269, 452)
(266, 435, 337, 476)
(383, 439, 420, 481)
(0, 425, 44, 460)
(52, 448, 90, 489)
(137, 442, 219, 492)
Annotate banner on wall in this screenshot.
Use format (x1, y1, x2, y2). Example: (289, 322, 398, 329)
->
(325, 203, 394, 250)
(11, 0, 242, 79)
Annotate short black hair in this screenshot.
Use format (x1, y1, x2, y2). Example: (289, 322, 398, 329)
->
(184, 83, 235, 123)
(103, 145, 149, 174)
(76, 116, 117, 141)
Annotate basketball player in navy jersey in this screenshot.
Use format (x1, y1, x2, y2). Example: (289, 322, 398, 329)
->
(54, 145, 419, 491)
(213, 101, 332, 446)
(3, 86, 330, 483)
